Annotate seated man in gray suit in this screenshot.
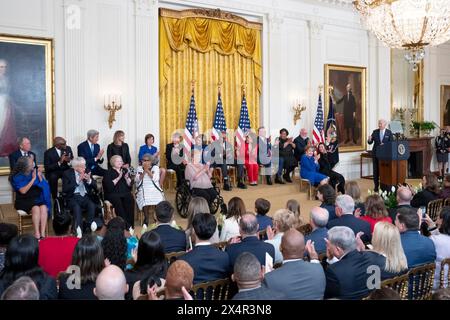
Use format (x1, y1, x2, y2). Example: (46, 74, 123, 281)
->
(232, 252, 286, 300)
(263, 229, 326, 300)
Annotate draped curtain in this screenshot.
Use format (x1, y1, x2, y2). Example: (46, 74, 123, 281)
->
(159, 9, 262, 165)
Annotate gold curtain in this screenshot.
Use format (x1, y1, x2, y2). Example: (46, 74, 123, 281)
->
(159, 9, 262, 166)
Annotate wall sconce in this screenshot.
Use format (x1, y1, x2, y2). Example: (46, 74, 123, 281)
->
(292, 99, 306, 125)
(104, 94, 122, 129)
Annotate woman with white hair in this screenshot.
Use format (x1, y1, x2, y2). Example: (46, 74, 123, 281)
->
(135, 153, 165, 225)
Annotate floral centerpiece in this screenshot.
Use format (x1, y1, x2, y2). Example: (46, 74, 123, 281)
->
(367, 184, 422, 209)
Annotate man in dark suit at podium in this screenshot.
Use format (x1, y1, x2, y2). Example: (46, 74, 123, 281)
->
(368, 119, 392, 192)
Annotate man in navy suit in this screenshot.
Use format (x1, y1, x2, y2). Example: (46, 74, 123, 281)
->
(77, 129, 106, 177)
(8, 137, 37, 170)
(226, 213, 275, 267)
(395, 207, 436, 268)
(44, 137, 73, 198)
(327, 195, 371, 243)
(179, 214, 230, 284)
(305, 207, 329, 255)
(153, 201, 186, 253)
(232, 252, 285, 300)
(368, 119, 392, 192)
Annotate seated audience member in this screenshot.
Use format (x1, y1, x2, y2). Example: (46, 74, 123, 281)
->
(317, 184, 337, 221)
(185, 197, 219, 245)
(366, 288, 401, 300)
(94, 265, 128, 300)
(0, 276, 39, 300)
(107, 130, 131, 170)
(432, 288, 450, 300)
(395, 207, 436, 268)
(0, 223, 18, 272)
(293, 128, 310, 164)
(265, 209, 297, 263)
(264, 229, 326, 300)
(38, 212, 79, 277)
(232, 252, 286, 300)
(157, 260, 194, 300)
(220, 197, 246, 242)
(257, 127, 273, 185)
(138, 134, 166, 185)
(44, 136, 73, 198)
(185, 147, 218, 203)
(345, 180, 365, 215)
(388, 186, 413, 223)
(125, 231, 168, 300)
(58, 234, 104, 300)
(411, 174, 440, 208)
(77, 129, 106, 176)
(255, 198, 272, 232)
(226, 213, 275, 267)
(62, 157, 97, 233)
(286, 199, 302, 226)
(305, 207, 329, 255)
(317, 142, 345, 194)
(275, 128, 297, 184)
(440, 174, 450, 199)
(153, 201, 186, 253)
(165, 133, 186, 188)
(101, 222, 128, 270)
(328, 195, 371, 243)
(10, 156, 51, 239)
(0, 235, 57, 300)
(8, 137, 37, 170)
(103, 155, 134, 228)
(300, 146, 329, 186)
(179, 214, 230, 284)
(135, 154, 165, 225)
(243, 133, 259, 186)
(319, 226, 385, 300)
(358, 194, 392, 233)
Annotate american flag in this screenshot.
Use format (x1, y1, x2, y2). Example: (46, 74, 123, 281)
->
(312, 93, 325, 145)
(183, 93, 199, 156)
(212, 92, 227, 140)
(236, 94, 251, 147)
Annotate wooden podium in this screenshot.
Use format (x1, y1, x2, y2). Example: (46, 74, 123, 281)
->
(376, 140, 410, 188)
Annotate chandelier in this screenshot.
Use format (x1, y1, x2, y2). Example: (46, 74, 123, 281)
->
(353, 0, 450, 71)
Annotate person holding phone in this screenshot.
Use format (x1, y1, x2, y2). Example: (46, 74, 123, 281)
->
(44, 136, 74, 198)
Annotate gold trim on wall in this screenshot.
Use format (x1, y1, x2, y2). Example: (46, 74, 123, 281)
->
(0, 34, 54, 175)
(324, 64, 367, 153)
(441, 85, 450, 128)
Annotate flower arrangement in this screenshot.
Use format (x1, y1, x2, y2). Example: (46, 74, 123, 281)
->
(367, 184, 422, 209)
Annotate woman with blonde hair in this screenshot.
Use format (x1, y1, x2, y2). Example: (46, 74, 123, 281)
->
(358, 194, 391, 233)
(266, 209, 298, 263)
(185, 197, 219, 246)
(107, 130, 131, 169)
(345, 180, 365, 215)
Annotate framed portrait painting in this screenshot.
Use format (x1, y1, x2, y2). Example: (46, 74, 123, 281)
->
(325, 64, 366, 153)
(0, 35, 54, 175)
(441, 85, 450, 128)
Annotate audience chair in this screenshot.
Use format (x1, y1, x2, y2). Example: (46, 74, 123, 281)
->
(440, 258, 450, 289)
(191, 278, 231, 300)
(13, 192, 49, 235)
(258, 229, 267, 240)
(444, 197, 450, 207)
(297, 223, 313, 237)
(212, 241, 228, 251)
(427, 199, 443, 222)
(408, 262, 436, 300)
(212, 167, 223, 188)
(380, 272, 409, 300)
(164, 169, 177, 192)
(298, 167, 316, 200)
(165, 251, 186, 265)
(227, 166, 237, 187)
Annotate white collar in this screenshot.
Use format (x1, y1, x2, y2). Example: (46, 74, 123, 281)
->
(195, 242, 211, 247)
(283, 258, 303, 264)
(239, 285, 261, 293)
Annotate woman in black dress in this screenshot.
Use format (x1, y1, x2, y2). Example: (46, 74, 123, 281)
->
(107, 130, 132, 170)
(317, 142, 345, 194)
(102, 155, 134, 228)
(275, 128, 297, 183)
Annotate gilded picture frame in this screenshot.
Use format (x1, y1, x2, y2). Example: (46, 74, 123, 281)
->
(441, 85, 450, 128)
(325, 64, 367, 153)
(0, 34, 54, 175)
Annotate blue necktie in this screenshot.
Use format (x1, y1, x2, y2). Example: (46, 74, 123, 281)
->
(90, 144, 94, 155)
(380, 130, 384, 142)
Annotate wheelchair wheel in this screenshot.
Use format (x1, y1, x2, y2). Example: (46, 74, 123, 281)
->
(175, 184, 190, 218)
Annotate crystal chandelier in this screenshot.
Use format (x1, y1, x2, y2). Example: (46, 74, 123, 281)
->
(353, 0, 450, 70)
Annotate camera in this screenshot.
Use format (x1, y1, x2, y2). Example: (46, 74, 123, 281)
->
(139, 275, 162, 295)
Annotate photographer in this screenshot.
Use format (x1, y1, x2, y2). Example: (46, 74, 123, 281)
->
(44, 137, 73, 198)
(135, 154, 165, 225)
(102, 155, 134, 229)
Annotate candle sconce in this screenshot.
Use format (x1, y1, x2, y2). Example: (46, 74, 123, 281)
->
(104, 94, 122, 129)
(292, 99, 306, 125)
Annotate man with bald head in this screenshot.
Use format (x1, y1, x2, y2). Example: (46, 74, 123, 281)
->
(44, 136, 74, 198)
(226, 213, 275, 268)
(368, 119, 392, 192)
(263, 229, 326, 299)
(94, 265, 128, 300)
(388, 186, 413, 222)
(305, 207, 329, 254)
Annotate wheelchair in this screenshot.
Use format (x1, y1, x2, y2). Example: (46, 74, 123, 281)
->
(175, 178, 226, 218)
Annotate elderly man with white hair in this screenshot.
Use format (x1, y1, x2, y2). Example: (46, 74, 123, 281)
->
(62, 157, 97, 233)
(305, 207, 329, 254)
(77, 129, 106, 176)
(368, 119, 393, 192)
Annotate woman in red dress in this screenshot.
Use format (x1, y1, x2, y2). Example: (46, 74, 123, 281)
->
(244, 133, 259, 186)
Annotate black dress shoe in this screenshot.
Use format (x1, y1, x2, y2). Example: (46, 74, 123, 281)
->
(275, 176, 285, 184)
(224, 183, 232, 191)
(283, 174, 293, 183)
(266, 176, 273, 185)
(238, 181, 247, 189)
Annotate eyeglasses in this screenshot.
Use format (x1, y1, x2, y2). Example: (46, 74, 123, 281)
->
(142, 159, 151, 162)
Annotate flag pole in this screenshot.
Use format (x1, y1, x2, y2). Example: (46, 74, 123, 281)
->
(218, 81, 222, 96)
(318, 85, 323, 96)
(241, 83, 246, 98)
(191, 80, 196, 96)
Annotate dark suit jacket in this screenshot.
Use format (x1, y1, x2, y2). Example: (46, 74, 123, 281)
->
(336, 92, 356, 127)
(327, 214, 372, 243)
(9, 150, 37, 169)
(411, 189, 440, 209)
(388, 204, 412, 223)
(232, 285, 286, 300)
(324, 250, 385, 300)
(77, 141, 103, 171)
(321, 204, 337, 221)
(179, 244, 230, 284)
(106, 143, 131, 169)
(226, 236, 275, 267)
(305, 227, 328, 254)
(44, 146, 73, 177)
(62, 168, 96, 198)
(400, 230, 436, 268)
(153, 224, 187, 254)
(293, 136, 309, 161)
(368, 128, 393, 156)
(165, 143, 184, 168)
(263, 259, 326, 299)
